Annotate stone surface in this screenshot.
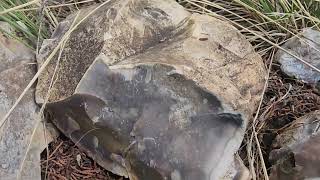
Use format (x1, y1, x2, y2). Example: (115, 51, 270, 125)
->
(0, 32, 47, 179)
(276, 28, 320, 84)
(37, 0, 266, 179)
(270, 111, 320, 180)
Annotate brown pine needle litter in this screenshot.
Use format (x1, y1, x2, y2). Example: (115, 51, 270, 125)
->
(41, 136, 125, 180)
(1, 0, 320, 179)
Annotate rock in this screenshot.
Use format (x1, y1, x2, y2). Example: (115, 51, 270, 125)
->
(37, 0, 266, 179)
(0, 31, 48, 179)
(269, 111, 320, 180)
(1, 163, 9, 169)
(276, 28, 320, 84)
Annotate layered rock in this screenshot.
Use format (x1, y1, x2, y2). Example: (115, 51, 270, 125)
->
(36, 0, 266, 179)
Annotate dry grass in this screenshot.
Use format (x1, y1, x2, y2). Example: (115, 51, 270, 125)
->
(239, 63, 320, 178)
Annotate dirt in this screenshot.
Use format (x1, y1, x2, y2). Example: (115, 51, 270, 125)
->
(239, 62, 320, 176)
(40, 135, 127, 180)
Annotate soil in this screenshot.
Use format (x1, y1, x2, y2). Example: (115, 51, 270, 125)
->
(40, 135, 127, 180)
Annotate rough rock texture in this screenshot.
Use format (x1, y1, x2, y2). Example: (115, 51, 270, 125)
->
(37, 0, 266, 179)
(270, 111, 320, 180)
(0, 33, 47, 179)
(276, 28, 320, 84)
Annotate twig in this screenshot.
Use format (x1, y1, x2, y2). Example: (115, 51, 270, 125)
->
(0, 0, 40, 15)
(247, 48, 276, 180)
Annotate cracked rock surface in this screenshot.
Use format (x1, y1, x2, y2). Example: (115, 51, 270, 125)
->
(37, 0, 266, 179)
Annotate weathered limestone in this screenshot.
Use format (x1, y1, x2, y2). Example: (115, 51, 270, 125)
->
(36, 0, 266, 179)
(0, 32, 46, 179)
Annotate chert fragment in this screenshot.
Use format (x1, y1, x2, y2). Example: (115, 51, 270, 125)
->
(36, 0, 266, 179)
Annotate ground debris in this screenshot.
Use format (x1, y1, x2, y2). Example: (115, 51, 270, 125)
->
(240, 63, 320, 179)
(269, 111, 320, 180)
(41, 136, 125, 180)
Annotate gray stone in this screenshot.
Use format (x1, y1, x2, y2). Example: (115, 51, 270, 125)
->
(36, 0, 266, 179)
(270, 111, 320, 180)
(0, 32, 48, 179)
(1, 163, 9, 169)
(276, 28, 320, 84)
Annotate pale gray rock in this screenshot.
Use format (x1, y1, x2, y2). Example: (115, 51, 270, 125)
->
(0, 32, 48, 179)
(36, 0, 266, 179)
(276, 28, 320, 84)
(270, 111, 320, 180)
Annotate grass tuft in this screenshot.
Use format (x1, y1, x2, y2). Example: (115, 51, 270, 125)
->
(0, 0, 51, 48)
(178, 0, 320, 57)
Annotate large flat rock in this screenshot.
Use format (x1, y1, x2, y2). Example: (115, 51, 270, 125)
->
(36, 0, 266, 179)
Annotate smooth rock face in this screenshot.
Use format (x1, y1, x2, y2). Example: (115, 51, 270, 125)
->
(270, 111, 320, 180)
(276, 28, 320, 84)
(37, 0, 266, 179)
(0, 33, 46, 179)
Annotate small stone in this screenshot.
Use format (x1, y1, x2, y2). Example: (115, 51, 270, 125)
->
(276, 28, 320, 84)
(1, 163, 9, 169)
(76, 154, 81, 166)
